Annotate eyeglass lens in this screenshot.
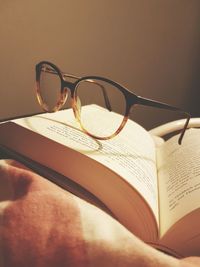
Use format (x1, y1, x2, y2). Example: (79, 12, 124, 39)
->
(38, 64, 64, 112)
(74, 78, 127, 138)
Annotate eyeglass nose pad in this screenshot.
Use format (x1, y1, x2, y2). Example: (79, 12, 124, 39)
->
(54, 88, 68, 111)
(128, 105, 134, 115)
(72, 96, 82, 122)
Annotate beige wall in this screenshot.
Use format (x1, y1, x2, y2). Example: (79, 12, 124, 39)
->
(0, 0, 200, 129)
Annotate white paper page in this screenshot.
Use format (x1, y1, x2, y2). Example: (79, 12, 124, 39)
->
(157, 128, 200, 236)
(15, 105, 159, 222)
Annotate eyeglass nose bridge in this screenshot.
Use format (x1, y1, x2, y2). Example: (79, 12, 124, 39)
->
(73, 96, 81, 120)
(51, 87, 68, 112)
(52, 78, 72, 112)
(62, 79, 82, 123)
(60, 87, 68, 105)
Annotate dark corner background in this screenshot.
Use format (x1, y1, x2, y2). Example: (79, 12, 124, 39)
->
(0, 0, 200, 130)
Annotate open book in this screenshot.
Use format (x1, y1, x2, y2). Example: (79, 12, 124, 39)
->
(0, 104, 200, 257)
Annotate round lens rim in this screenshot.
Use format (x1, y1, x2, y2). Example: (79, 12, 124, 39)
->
(36, 61, 65, 112)
(74, 77, 129, 140)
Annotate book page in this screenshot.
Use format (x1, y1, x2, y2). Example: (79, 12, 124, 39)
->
(157, 128, 200, 236)
(15, 105, 159, 222)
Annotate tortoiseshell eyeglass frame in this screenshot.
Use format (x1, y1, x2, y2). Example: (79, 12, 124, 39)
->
(35, 61, 190, 145)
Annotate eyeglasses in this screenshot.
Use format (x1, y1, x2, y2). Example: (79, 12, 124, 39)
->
(35, 61, 190, 144)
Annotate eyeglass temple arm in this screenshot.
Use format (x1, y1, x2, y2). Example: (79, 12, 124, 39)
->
(42, 67, 112, 111)
(137, 96, 191, 145)
(41, 66, 79, 79)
